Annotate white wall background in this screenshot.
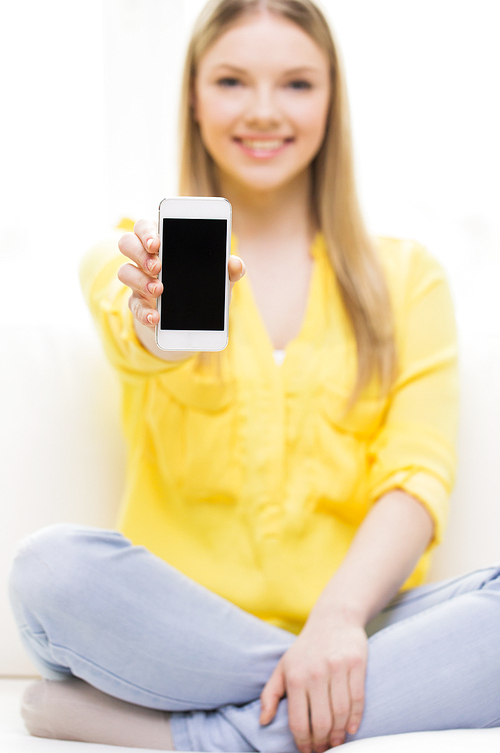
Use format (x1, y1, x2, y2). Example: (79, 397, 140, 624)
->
(1, 0, 500, 675)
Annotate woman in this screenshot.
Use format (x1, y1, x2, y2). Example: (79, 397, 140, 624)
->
(9, 0, 500, 750)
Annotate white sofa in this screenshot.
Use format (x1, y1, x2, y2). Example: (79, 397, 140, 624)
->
(1, 267, 500, 750)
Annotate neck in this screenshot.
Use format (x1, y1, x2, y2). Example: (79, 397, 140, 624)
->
(218, 169, 317, 252)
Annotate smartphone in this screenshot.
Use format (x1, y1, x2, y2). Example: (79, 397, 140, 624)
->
(155, 196, 232, 351)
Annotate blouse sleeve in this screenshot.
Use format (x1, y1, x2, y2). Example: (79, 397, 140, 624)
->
(79, 233, 197, 378)
(366, 241, 459, 551)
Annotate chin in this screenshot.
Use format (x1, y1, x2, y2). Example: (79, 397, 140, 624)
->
(228, 169, 307, 196)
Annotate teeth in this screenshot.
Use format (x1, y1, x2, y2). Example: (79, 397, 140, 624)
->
(241, 139, 287, 150)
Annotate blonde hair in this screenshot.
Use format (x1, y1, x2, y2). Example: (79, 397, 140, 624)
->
(178, 0, 396, 401)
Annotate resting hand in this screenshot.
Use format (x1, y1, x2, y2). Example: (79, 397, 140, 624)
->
(117, 219, 245, 329)
(259, 616, 368, 751)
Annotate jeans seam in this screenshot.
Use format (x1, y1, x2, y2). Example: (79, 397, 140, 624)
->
(484, 718, 500, 728)
(368, 594, 474, 647)
(381, 564, 500, 613)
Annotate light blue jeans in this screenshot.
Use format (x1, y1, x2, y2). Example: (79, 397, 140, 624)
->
(7, 523, 500, 751)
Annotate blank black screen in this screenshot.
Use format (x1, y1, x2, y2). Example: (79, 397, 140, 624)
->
(160, 217, 227, 330)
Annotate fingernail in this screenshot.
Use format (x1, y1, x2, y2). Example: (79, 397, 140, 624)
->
(147, 258, 157, 273)
(146, 237, 155, 251)
(148, 282, 157, 295)
(147, 313, 154, 324)
(348, 724, 357, 735)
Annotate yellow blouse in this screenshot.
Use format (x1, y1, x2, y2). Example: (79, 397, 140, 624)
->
(80, 229, 459, 635)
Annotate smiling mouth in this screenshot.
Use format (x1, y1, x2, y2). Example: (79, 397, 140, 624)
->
(234, 137, 294, 151)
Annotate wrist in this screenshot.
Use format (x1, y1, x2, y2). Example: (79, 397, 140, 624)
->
(306, 596, 368, 629)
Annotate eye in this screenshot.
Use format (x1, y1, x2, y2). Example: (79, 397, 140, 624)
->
(287, 79, 313, 90)
(216, 77, 241, 88)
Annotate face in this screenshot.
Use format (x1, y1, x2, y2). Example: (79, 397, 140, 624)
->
(193, 11, 331, 195)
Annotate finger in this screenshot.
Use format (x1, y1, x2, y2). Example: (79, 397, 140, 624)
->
(346, 662, 366, 737)
(308, 676, 333, 753)
(287, 680, 312, 753)
(128, 293, 159, 327)
(133, 219, 160, 255)
(118, 263, 163, 302)
(118, 232, 161, 276)
(260, 663, 285, 725)
(228, 255, 245, 282)
(329, 671, 351, 748)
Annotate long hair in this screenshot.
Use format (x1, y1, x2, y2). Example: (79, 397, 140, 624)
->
(178, 0, 396, 401)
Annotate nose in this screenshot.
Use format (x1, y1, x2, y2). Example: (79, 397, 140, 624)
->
(244, 83, 282, 128)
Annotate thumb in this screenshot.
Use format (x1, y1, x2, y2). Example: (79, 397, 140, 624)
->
(260, 661, 286, 726)
(228, 256, 245, 305)
(229, 255, 245, 285)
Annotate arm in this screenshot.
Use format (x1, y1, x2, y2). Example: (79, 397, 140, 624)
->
(310, 488, 434, 628)
(260, 489, 433, 752)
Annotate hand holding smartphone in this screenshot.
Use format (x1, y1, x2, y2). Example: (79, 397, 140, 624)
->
(156, 197, 232, 352)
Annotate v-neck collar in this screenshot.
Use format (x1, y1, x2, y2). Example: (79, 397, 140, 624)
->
(230, 232, 325, 369)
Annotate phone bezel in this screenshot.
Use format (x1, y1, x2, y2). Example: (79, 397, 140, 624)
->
(155, 196, 232, 351)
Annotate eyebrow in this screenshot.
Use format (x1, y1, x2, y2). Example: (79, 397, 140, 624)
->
(210, 64, 322, 75)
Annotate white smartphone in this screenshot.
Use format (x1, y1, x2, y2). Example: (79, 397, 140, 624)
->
(155, 196, 232, 351)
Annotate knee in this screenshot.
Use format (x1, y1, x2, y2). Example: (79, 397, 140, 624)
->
(9, 524, 75, 600)
(9, 523, 132, 616)
(11, 523, 79, 568)
(8, 523, 112, 617)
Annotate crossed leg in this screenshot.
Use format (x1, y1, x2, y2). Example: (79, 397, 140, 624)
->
(8, 523, 500, 751)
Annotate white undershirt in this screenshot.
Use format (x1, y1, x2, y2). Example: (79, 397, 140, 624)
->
(273, 349, 286, 366)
